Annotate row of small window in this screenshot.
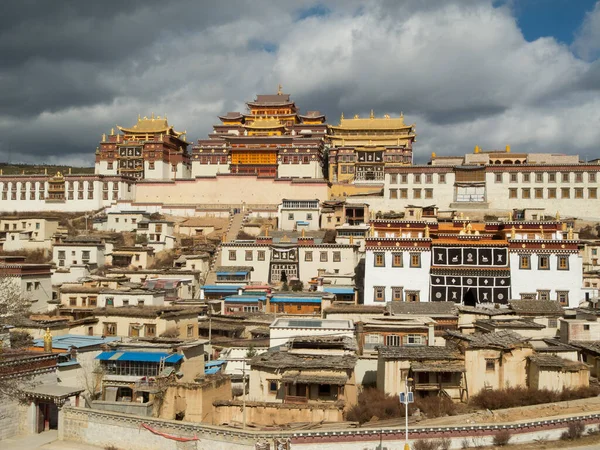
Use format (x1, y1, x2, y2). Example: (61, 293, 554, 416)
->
(3, 222, 41, 231)
(287, 213, 313, 220)
(373, 286, 420, 302)
(508, 187, 597, 199)
(26, 281, 42, 291)
(520, 291, 569, 305)
(373, 252, 421, 268)
(364, 333, 425, 347)
(57, 251, 92, 259)
(389, 188, 434, 200)
(229, 250, 342, 262)
(498, 172, 597, 184)
(282, 156, 312, 164)
(519, 254, 570, 270)
(389, 173, 446, 184)
(67, 296, 98, 307)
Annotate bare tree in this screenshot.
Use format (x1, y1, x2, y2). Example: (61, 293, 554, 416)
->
(0, 273, 34, 399)
(0, 274, 32, 328)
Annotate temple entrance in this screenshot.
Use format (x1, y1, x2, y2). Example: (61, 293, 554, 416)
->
(36, 402, 58, 433)
(463, 288, 477, 307)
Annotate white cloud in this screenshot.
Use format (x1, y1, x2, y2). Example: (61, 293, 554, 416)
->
(573, 1, 600, 61)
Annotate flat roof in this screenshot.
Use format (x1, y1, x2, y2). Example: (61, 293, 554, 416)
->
(270, 318, 354, 329)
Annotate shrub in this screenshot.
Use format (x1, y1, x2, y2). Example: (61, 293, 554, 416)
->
(413, 439, 441, 450)
(105, 446, 120, 450)
(438, 438, 451, 450)
(561, 420, 585, 440)
(461, 438, 470, 449)
(470, 386, 600, 410)
(415, 396, 456, 418)
(344, 388, 404, 424)
(492, 429, 511, 446)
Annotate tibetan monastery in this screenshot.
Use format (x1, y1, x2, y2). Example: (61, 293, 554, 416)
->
(191, 89, 327, 178)
(95, 114, 191, 180)
(327, 111, 416, 195)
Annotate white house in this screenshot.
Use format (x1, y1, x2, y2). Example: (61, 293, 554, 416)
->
(277, 199, 320, 231)
(106, 211, 150, 232)
(0, 257, 52, 313)
(0, 217, 60, 252)
(269, 318, 355, 348)
(136, 219, 176, 251)
(53, 240, 106, 269)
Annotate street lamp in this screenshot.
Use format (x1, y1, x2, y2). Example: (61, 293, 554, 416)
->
(400, 377, 414, 450)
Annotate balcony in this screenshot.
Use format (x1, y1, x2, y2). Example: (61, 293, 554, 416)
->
(283, 395, 308, 404)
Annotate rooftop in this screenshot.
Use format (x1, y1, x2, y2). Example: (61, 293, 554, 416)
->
(270, 318, 354, 330)
(446, 330, 530, 349)
(250, 350, 356, 370)
(529, 354, 588, 371)
(509, 300, 564, 317)
(475, 319, 546, 330)
(32, 334, 120, 350)
(378, 346, 463, 361)
(387, 301, 458, 316)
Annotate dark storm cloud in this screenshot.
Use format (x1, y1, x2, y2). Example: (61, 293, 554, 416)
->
(0, 0, 599, 165)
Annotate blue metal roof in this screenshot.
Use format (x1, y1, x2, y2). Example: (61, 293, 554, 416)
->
(217, 272, 248, 276)
(224, 295, 265, 303)
(202, 284, 244, 292)
(205, 360, 227, 368)
(205, 367, 222, 375)
(296, 221, 309, 225)
(96, 351, 183, 364)
(323, 287, 355, 295)
(33, 335, 120, 350)
(57, 360, 81, 368)
(270, 297, 322, 304)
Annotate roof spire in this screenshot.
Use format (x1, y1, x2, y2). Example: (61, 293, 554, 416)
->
(370, 109, 374, 119)
(151, 112, 155, 119)
(277, 84, 283, 95)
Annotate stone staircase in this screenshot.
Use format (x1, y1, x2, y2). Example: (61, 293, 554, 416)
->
(203, 211, 246, 285)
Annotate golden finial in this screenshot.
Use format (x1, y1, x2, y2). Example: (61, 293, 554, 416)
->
(506, 144, 511, 153)
(424, 224, 430, 238)
(282, 234, 290, 243)
(562, 222, 567, 231)
(221, 234, 226, 243)
(350, 234, 354, 245)
(277, 84, 283, 95)
(353, 114, 359, 119)
(340, 112, 344, 122)
(116, 134, 120, 143)
(568, 225, 574, 240)
(400, 111, 404, 118)
(466, 222, 473, 234)
(431, 152, 436, 158)
(151, 112, 155, 119)
(138, 114, 141, 120)
(265, 226, 269, 237)
(160, 133, 163, 141)
(555, 211, 560, 221)
(508, 210, 513, 221)
(384, 114, 390, 119)
(43, 327, 52, 352)
(111, 128, 114, 135)
(68, 167, 71, 175)
(370, 223, 375, 237)
(301, 228, 305, 238)
(511, 225, 516, 239)
(474, 145, 480, 153)
(21, 169, 24, 175)
(370, 109, 374, 119)
(102, 133, 106, 142)
(459, 212, 464, 219)
(44, 168, 48, 175)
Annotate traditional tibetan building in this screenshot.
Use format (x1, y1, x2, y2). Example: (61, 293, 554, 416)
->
(327, 111, 416, 196)
(192, 88, 327, 178)
(363, 217, 582, 308)
(95, 114, 191, 180)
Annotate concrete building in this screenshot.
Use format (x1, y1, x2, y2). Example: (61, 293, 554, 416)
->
(0, 217, 59, 251)
(269, 318, 354, 348)
(53, 240, 105, 270)
(364, 217, 583, 308)
(0, 172, 135, 212)
(0, 256, 52, 313)
(219, 231, 359, 286)
(277, 199, 320, 231)
(136, 218, 176, 251)
(106, 211, 150, 232)
(350, 148, 600, 220)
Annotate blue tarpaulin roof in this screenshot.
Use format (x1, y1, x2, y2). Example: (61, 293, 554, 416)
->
(296, 221, 309, 225)
(205, 367, 222, 375)
(96, 351, 183, 364)
(270, 297, 322, 304)
(205, 360, 227, 368)
(323, 287, 355, 295)
(33, 335, 120, 350)
(217, 271, 249, 276)
(202, 284, 243, 292)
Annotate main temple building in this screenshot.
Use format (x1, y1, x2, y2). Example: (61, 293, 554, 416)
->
(192, 89, 327, 178)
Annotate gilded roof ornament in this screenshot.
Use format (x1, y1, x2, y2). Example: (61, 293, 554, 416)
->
(340, 112, 344, 122)
(111, 128, 114, 135)
(102, 133, 106, 142)
(277, 84, 283, 95)
(370, 109, 374, 119)
(511, 225, 516, 239)
(567, 226, 574, 240)
(555, 211, 560, 221)
(43, 327, 52, 352)
(353, 114, 359, 119)
(384, 114, 390, 119)
(424, 224, 430, 238)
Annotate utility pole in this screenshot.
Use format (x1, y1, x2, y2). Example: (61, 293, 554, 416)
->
(402, 376, 413, 450)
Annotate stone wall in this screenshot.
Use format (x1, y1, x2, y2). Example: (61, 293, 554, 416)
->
(212, 401, 343, 426)
(59, 406, 600, 450)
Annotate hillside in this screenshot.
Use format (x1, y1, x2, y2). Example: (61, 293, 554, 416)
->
(0, 162, 94, 175)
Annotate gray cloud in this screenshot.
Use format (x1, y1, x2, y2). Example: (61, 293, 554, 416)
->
(0, 0, 599, 165)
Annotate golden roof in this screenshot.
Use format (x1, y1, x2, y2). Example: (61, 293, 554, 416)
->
(117, 114, 183, 136)
(331, 113, 413, 130)
(245, 117, 285, 129)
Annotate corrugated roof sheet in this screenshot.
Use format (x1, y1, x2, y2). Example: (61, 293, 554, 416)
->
(323, 287, 355, 295)
(33, 335, 120, 350)
(202, 284, 244, 292)
(270, 297, 322, 303)
(96, 351, 183, 364)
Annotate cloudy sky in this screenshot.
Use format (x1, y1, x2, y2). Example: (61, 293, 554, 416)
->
(2, 0, 600, 166)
